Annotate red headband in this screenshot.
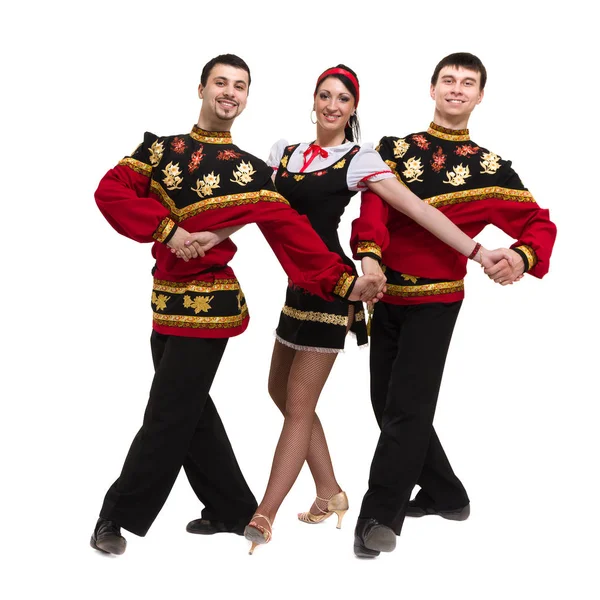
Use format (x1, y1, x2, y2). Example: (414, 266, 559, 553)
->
(315, 68, 360, 108)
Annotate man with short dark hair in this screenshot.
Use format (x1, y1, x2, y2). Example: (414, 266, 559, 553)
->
(351, 52, 557, 558)
(90, 54, 383, 555)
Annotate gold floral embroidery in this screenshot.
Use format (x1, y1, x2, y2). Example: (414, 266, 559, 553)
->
(402, 157, 424, 183)
(282, 305, 348, 326)
(293, 174, 305, 181)
(355, 310, 365, 322)
(191, 172, 221, 198)
(151, 292, 170, 311)
(149, 140, 165, 167)
(333, 159, 346, 169)
(443, 164, 471, 186)
(385, 280, 464, 297)
(230, 160, 257, 186)
(190, 126, 232, 144)
(237, 290, 245, 311)
(183, 294, 214, 314)
(480, 152, 501, 175)
(280, 155, 289, 168)
(162, 162, 183, 190)
(401, 274, 419, 284)
(393, 139, 410, 158)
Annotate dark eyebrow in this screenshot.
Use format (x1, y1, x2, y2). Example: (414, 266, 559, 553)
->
(214, 76, 247, 86)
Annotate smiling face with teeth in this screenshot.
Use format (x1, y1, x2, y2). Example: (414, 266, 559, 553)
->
(197, 64, 249, 131)
(313, 77, 356, 145)
(430, 66, 484, 130)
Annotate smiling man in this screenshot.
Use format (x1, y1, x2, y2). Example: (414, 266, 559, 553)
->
(90, 54, 383, 555)
(350, 52, 557, 557)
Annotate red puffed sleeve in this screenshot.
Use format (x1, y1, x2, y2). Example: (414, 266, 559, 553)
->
(350, 189, 390, 263)
(484, 168, 557, 278)
(94, 132, 177, 244)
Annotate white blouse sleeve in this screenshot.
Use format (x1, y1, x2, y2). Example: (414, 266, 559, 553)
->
(347, 143, 395, 191)
(266, 139, 289, 170)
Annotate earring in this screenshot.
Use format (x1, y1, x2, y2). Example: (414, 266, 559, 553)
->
(310, 109, 317, 124)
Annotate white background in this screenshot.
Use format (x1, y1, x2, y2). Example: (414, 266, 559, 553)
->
(3, 1, 598, 598)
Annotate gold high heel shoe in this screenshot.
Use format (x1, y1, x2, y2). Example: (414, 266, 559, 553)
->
(298, 491, 349, 529)
(244, 514, 272, 555)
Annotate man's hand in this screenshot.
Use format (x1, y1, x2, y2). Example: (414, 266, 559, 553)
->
(171, 231, 219, 260)
(349, 273, 386, 303)
(167, 227, 204, 262)
(484, 249, 525, 285)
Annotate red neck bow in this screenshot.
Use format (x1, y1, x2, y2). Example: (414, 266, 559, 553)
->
(301, 144, 328, 172)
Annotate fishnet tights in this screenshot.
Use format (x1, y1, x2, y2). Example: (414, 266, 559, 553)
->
(253, 307, 354, 529)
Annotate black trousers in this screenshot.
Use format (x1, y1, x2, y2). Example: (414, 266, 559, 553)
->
(359, 301, 469, 535)
(100, 332, 257, 536)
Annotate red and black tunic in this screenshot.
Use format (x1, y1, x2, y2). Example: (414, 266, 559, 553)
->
(95, 126, 357, 338)
(351, 122, 557, 304)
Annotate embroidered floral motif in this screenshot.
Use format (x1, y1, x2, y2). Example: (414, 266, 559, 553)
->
(455, 144, 480, 157)
(480, 152, 501, 174)
(333, 159, 346, 169)
(287, 145, 296, 152)
(151, 292, 170, 311)
(412, 134, 431, 150)
(191, 172, 221, 198)
(188, 145, 205, 173)
(149, 140, 165, 167)
(183, 294, 214, 314)
(443, 164, 471, 186)
(236, 290, 245, 311)
(351, 147, 360, 154)
(401, 274, 419, 284)
(162, 162, 183, 190)
(393, 139, 410, 158)
(217, 149, 243, 161)
(280, 155, 289, 168)
(312, 170, 327, 176)
(281, 171, 289, 178)
(293, 174, 305, 181)
(402, 157, 424, 183)
(230, 160, 257, 186)
(171, 137, 186, 154)
(430, 147, 447, 173)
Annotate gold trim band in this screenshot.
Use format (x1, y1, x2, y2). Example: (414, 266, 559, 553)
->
(153, 217, 176, 243)
(357, 242, 382, 259)
(119, 157, 152, 177)
(424, 186, 535, 208)
(282, 305, 348, 326)
(153, 279, 240, 293)
(190, 127, 233, 145)
(515, 245, 537, 270)
(333, 272, 355, 298)
(153, 305, 248, 329)
(385, 279, 464, 297)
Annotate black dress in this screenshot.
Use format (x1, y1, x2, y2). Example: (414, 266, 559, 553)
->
(273, 143, 367, 352)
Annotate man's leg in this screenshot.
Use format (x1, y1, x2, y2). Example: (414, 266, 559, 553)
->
(99, 333, 228, 537)
(359, 301, 462, 538)
(183, 394, 257, 531)
(410, 427, 470, 515)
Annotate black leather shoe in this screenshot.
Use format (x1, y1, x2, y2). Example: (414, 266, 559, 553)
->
(186, 518, 245, 536)
(353, 518, 396, 558)
(90, 518, 127, 555)
(406, 501, 470, 521)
